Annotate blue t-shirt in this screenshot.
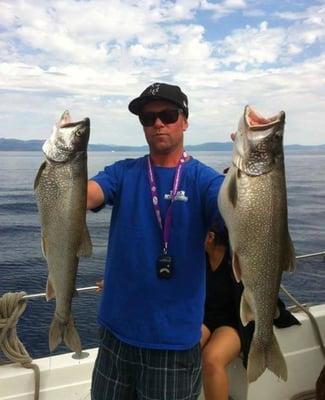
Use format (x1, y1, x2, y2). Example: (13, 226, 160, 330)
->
(91, 155, 224, 350)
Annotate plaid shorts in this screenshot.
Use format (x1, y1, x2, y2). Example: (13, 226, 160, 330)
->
(91, 327, 202, 400)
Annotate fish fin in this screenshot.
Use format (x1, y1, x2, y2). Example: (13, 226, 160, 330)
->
(34, 161, 47, 190)
(77, 225, 92, 257)
(274, 306, 280, 320)
(247, 334, 287, 383)
(227, 168, 238, 207)
(247, 338, 266, 383)
(63, 315, 82, 354)
(240, 291, 255, 326)
(49, 317, 63, 352)
(46, 278, 55, 300)
(49, 313, 82, 354)
(283, 235, 296, 272)
(232, 252, 241, 282)
(267, 335, 288, 381)
(41, 236, 48, 258)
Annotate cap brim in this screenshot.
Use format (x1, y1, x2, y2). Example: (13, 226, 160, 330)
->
(128, 95, 184, 116)
(128, 96, 156, 115)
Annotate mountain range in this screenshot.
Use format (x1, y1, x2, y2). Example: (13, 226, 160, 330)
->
(0, 138, 325, 152)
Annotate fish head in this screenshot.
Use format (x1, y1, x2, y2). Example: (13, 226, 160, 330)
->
(42, 111, 90, 162)
(232, 105, 285, 176)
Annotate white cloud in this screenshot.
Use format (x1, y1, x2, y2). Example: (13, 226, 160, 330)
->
(216, 22, 286, 67)
(274, 2, 325, 46)
(0, 0, 324, 145)
(201, 0, 247, 19)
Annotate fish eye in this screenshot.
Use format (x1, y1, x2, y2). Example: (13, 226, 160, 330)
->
(75, 129, 82, 137)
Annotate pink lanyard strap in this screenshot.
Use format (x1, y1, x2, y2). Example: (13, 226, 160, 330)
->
(147, 151, 188, 253)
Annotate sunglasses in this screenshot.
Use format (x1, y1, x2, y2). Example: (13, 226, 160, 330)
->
(139, 108, 183, 127)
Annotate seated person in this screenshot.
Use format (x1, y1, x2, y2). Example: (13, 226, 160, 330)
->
(201, 226, 300, 400)
(201, 228, 241, 400)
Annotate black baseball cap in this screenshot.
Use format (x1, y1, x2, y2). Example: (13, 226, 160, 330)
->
(128, 82, 189, 118)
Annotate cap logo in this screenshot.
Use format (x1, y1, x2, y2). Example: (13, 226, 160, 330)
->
(149, 83, 160, 96)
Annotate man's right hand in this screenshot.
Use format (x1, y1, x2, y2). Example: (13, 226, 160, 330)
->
(96, 279, 104, 293)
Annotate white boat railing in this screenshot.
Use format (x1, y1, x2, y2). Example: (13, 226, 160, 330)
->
(295, 251, 325, 259)
(18, 250, 325, 359)
(20, 251, 325, 300)
(22, 286, 99, 300)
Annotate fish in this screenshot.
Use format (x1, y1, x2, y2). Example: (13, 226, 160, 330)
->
(218, 105, 295, 383)
(34, 111, 92, 354)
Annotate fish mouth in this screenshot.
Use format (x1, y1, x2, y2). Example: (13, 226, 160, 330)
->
(60, 117, 90, 129)
(244, 105, 285, 132)
(42, 115, 90, 163)
(232, 105, 286, 176)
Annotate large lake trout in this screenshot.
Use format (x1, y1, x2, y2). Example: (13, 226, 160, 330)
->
(218, 106, 295, 382)
(34, 111, 92, 354)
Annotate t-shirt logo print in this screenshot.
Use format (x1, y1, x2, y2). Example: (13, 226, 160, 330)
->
(149, 83, 160, 96)
(164, 190, 188, 202)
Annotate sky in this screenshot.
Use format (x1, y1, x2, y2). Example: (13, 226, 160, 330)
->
(0, 0, 324, 146)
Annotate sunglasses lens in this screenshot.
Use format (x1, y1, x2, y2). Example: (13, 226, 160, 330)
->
(139, 112, 155, 127)
(160, 109, 179, 124)
(139, 109, 180, 126)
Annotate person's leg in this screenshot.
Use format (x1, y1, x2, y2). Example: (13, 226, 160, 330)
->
(136, 344, 202, 400)
(200, 324, 212, 348)
(201, 326, 241, 400)
(91, 328, 137, 400)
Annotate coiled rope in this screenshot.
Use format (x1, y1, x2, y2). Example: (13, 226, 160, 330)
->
(0, 291, 40, 400)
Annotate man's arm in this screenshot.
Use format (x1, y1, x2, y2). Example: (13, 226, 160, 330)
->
(87, 180, 105, 210)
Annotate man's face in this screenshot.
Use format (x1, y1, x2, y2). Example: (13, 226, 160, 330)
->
(140, 100, 188, 155)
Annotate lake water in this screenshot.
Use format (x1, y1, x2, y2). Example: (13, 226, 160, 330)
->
(0, 150, 324, 359)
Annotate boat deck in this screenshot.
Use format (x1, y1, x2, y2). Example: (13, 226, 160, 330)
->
(1, 304, 324, 400)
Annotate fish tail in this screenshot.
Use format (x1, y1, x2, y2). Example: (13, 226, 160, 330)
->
(49, 313, 82, 354)
(247, 334, 287, 383)
(247, 338, 266, 383)
(266, 334, 288, 381)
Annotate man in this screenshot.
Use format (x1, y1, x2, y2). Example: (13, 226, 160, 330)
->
(88, 82, 225, 400)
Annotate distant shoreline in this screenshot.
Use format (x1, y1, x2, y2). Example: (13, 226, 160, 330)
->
(1, 138, 325, 152)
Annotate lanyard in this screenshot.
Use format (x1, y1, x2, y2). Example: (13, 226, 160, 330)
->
(147, 151, 188, 254)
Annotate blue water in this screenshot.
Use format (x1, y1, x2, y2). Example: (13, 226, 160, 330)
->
(0, 151, 324, 359)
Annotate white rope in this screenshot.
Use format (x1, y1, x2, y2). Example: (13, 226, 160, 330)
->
(0, 291, 40, 400)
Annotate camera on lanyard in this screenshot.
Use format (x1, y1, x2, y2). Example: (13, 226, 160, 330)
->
(156, 253, 173, 279)
(147, 152, 188, 280)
